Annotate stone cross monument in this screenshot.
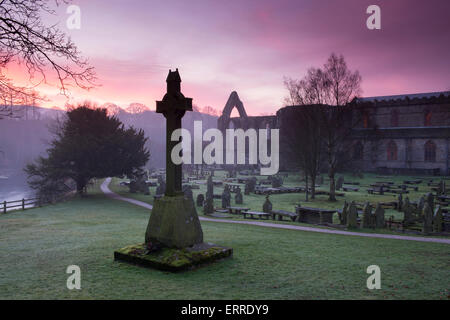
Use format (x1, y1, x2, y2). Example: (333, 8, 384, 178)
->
(156, 68, 192, 196)
(145, 69, 203, 248)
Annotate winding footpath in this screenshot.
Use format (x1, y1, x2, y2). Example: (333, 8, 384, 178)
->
(101, 178, 450, 245)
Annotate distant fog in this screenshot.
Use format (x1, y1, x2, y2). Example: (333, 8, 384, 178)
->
(0, 105, 218, 201)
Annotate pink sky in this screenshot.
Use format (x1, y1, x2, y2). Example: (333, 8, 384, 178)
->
(4, 0, 450, 115)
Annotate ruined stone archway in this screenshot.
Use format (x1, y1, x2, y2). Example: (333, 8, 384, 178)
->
(218, 91, 249, 132)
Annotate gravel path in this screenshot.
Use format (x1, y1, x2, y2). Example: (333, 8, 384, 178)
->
(101, 178, 450, 245)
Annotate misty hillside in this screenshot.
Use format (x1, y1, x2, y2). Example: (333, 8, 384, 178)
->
(0, 105, 219, 179)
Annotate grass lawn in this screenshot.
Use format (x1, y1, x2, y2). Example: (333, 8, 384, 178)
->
(0, 180, 449, 299)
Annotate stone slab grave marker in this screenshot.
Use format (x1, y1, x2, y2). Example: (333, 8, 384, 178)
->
(114, 69, 232, 271)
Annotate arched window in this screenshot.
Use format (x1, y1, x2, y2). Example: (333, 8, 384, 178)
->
(353, 141, 364, 160)
(387, 140, 398, 161)
(265, 122, 270, 140)
(390, 110, 399, 127)
(424, 109, 432, 126)
(424, 140, 436, 162)
(362, 111, 369, 128)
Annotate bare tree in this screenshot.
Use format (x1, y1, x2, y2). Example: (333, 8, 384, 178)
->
(281, 105, 323, 200)
(202, 106, 218, 116)
(284, 53, 362, 201)
(0, 0, 96, 118)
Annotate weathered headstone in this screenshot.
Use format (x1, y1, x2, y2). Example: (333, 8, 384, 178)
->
(245, 177, 257, 194)
(196, 194, 204, 207)
(271, 176, 283, 188)
(422, 202, 433, 235)
(362, 202, 373, 228)
(155, 180, 166, 196)
(417, 196, 425, 213)
(204, 176, 214, 215)
(433, 205, 443, 233)
(375, 203, 385, 228)
(183, 185, 193, 201)
(263, 195, 272, 213)
(402, 197, 413, 227)
(438, 180, 446, 195)
(425, 192, 434, 213)
(235, 186, 243, 204)
(336, 176, 344, 190)
(346, 201, 358, 229)
(397, 193, 403, 212)
(221, 185, 231, 208)
(339, 201, 348, 225)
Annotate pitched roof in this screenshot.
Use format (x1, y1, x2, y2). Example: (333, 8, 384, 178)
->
(357, 91, 450, 103)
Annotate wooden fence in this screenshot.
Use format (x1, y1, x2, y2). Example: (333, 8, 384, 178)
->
(1, 197, 42, 214)
(1, 194, 72, 214)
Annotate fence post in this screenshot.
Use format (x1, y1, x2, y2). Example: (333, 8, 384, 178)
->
(3, 201, 6, 214)
(22, 198, 25, 210)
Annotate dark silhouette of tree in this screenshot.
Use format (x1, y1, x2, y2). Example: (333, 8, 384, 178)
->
(25, 104, 149, 197)
(284, 53, 362, 201)
(0, 0, 96, 118)
(202, 106, 218, 116)
(281, 105, 323, 200)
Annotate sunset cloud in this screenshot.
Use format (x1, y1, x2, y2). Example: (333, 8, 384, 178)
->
(5, 0, 450, 115)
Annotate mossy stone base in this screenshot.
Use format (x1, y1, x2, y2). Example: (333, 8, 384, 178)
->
(114, 242, 233, 272)
(145, 195, 203, 248)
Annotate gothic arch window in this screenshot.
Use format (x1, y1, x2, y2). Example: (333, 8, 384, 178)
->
(387, 140, 398, 161)
(424, 109, 432, 126)
(353, 141, 364, 160)
(390, 110, 399, 127)
(266, 122, 271, 139)
(362, 110, 369, 128)
(424, 140, 436, 162)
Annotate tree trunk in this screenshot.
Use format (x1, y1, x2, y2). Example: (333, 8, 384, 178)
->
(305, 173, 309, 202)
(310, 174, 316, 199)
(328, 170, 336, 201)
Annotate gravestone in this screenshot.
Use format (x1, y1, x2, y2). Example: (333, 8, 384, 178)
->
(433, 205, 443, 233)
(183, 185, 193, 201)
(263, 195, 272, 213)
(346, 201, 358, 229)
(245, 177, 257, 194)
(402, 197, 414, 227)
(156, 180, 166, 196)
(340, 201, 348, 225)
(235, 186, 243, 204)
(422, 202, 433, 234)
(222, 185, 231, 208)
(271, 176, 283, 188)
(425, 192, 434, 213)
(362, 202, 373, 228)
(196, 194, 205, 207)
(375, 203, 385, 228)
(397, 193, 403, 212)
(417, 196, 425, 214)
(204, 175, 214, 215)
(438, 180, 445, 195)
(336, 176, 344, 190)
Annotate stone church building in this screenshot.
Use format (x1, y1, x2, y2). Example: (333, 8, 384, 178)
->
(217, 91, 450, 175)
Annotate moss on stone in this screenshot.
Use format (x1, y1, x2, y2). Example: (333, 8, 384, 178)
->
(115, 243, 232, 272)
